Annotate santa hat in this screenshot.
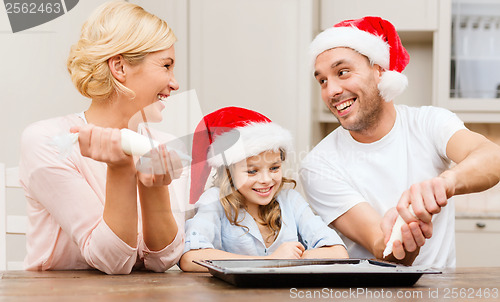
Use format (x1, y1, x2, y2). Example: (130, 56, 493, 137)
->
(189, 106, 293, 204)
(309, 16, 410, 102)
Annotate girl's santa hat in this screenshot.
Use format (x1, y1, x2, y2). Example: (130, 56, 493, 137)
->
(309, 16, 410, 102)
(190, 106, 293, 204)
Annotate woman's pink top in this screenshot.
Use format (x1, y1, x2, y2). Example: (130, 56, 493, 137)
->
(19, 113, 186, 274)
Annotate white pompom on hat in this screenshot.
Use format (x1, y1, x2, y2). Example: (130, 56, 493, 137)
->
(190, 106, 293, 204)
(309, 16, 410, 102)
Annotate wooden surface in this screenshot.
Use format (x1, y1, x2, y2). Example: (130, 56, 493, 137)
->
(0, 267, 499, 301)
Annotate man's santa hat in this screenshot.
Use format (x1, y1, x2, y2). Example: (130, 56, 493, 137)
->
(190, 106, 293, 204)
(309, 16, 410, 102)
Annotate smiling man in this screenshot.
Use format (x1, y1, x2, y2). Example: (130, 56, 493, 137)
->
(300, 16, 500, 267)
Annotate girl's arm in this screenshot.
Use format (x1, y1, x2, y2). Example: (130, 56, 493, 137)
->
(180, 241, 307, 272)
(301, 245, 348, 259)
(289, 190, 348, 257)
(180, 249, 266, 272)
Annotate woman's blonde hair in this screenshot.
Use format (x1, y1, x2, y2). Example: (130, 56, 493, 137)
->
(213, 150, 296, 243)
(67, 1, 176, 100)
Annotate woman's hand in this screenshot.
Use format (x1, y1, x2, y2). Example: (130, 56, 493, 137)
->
(267, 242, 305, 259)
(70, 124, 133, 169)
(136, 144, 183, 187)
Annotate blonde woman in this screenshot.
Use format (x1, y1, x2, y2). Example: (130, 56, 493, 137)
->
(19, 1, 185, 274)
(179, 107, 348, 272)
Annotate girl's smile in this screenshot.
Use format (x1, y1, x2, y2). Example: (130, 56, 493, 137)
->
(252, 185, 275, 196)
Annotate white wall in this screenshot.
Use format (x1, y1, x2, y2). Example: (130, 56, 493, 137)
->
(0, 1, 111, 168)
(0, 0, 111, 269)
(187, 0, 314, 177)
(0, 0, 315, 266)
(0, 0, 314, 168)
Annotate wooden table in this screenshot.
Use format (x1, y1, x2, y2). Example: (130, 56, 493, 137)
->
(1, 267, 499, 301)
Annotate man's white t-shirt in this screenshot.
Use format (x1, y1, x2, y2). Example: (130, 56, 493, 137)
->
(300, 105, 466, 268)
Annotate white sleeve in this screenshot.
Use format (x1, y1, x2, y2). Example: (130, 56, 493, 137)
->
(299, 153, 366, 225)
(183, 188, 224, 253)
(420, 106, 466, 159)
(286, 190, 346, 249)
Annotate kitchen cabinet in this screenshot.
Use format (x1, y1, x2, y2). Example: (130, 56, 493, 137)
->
(435, 0, 500, 122)
(455, 218, 500, 267)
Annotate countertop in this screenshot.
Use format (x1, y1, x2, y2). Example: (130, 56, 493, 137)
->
(455, 213, 500, 219)
(1, 267, 499, 301)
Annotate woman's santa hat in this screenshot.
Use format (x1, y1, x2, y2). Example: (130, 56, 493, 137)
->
(309, 16, 410, 102)
(190, 106, 293, 204)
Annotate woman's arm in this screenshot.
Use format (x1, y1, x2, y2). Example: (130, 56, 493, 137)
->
(102, 164, 138, 247)
(76, 125, 140, 248)
(21, 123, 140, 274)
(136, 147, 183, 252)
(138, 185, 178, 250)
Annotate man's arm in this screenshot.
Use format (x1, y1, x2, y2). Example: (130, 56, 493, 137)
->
(397, 129, 500, 223)
(445, 129, 500, 194)
(331, 202, 430, 265)
(389, 129, 500, 262)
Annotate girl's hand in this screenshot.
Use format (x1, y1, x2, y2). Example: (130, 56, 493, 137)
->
(136, 145, 183, 187)
(70, 124, 133, 168)
(268, 242, 305, 259)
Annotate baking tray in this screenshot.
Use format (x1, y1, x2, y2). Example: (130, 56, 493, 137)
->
(194, 258, 441, 288)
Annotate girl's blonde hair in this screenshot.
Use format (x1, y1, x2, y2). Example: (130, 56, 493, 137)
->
(67, 1, 176, 100)
(213, 150, 296, 243)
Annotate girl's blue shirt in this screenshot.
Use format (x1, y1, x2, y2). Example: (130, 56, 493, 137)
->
(184, 187, 345, 256)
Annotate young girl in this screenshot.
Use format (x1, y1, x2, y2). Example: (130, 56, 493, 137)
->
(180, 107, 348, 272)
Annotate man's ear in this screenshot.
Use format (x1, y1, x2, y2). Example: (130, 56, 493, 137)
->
(108, 55, 126, 82)
(373, 64, 384, 82)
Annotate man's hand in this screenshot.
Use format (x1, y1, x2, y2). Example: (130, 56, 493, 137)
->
(381, 207, 432, 262)
(396, 177, 454, 224)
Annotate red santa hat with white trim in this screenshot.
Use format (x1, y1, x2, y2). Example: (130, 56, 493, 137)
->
(309, 16, 410, 102)
(189, 106, 293, 204)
